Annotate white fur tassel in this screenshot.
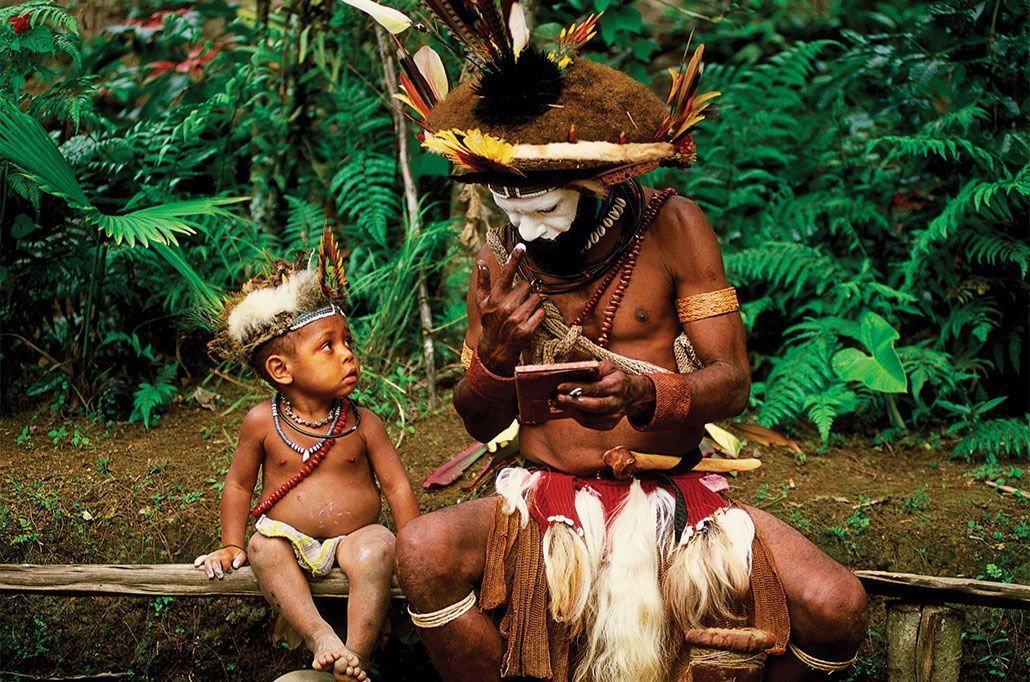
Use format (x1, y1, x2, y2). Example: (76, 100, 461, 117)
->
(494, 467, 539, 528)
(226, 269, 317, 346)
(662, 508, 754, 631)
(577, 481, 669, 682)
(542, 523, 591, 632)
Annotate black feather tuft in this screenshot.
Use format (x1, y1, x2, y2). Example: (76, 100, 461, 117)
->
(473, 48, 563, 125)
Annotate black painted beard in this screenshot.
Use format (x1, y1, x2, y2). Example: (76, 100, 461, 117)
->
(522, 196, 599, 276)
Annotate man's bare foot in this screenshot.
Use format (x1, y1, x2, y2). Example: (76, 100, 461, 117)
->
(333, 652, 368, 682)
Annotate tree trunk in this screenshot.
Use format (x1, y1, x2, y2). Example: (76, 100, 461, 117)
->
(374, 28, 438, 406)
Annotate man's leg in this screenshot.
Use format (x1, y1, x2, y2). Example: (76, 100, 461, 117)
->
(395, 497, 502, 682)
(740, 504, 868, 681)
(334, 524, 396, 678)
(247, 534, 361, 676)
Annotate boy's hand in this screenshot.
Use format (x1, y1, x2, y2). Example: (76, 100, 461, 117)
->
(193, 546, 247, 579)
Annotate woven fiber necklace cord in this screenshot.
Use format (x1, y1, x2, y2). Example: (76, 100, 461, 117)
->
(567, 187, 677, 348)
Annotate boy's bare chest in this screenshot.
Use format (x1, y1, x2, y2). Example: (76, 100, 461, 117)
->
(262, 428, 370, 478)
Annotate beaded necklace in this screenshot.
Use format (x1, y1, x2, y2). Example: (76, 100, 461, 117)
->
(272, 393, 346, 462)
(567, 188, 677, 348)
(281, 396, 338, 427)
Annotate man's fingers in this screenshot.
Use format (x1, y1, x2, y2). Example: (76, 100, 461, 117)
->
(559, 395, 618, 413)
(498, 243, 526, 291)
(513, 291, 543, 320)
(557, 373, 616, 397)
(517, 306, 546, 335)
(597, 359, 617, 377)
(232, 553, 246, 569)
(474, 261, 491, 307)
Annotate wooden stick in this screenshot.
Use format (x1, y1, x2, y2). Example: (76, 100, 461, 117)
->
(985, 480, 1030, 500)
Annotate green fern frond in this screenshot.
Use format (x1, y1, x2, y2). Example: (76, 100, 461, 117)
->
(331, 151, 398, 247)
(803, 383, 858, 444)
(758, 335, 838, 428)
(953, 417, 1030, 461)
(726, 243, 840, 297)
(962, 230, 1030, 277)
(869, 134, 996, 171)
(0, 1, 78, 35)
(92, 197, 247, 248)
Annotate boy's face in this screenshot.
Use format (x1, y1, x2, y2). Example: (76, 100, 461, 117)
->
(265, 314, 360, 399)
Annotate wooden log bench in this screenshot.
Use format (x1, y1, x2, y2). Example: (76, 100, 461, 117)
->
(2, 565, 1028, 682)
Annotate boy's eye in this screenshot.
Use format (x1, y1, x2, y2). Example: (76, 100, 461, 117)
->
(322, 341, 332, 350)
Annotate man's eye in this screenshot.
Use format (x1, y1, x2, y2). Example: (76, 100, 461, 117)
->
(538, 205, 558, 214)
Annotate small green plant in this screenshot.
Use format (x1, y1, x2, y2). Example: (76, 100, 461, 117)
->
(901, 485, 930, 514)
(130, 364, 179, 428)
(151, 596, 174, 614)
(71, 427, 90, 448)
(16, 425, 31, 446)
(47, 426, 67, 445)
(95, 453, 112, 477)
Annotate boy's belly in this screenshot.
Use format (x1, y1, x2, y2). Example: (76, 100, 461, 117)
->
(261, 477, 383, 539)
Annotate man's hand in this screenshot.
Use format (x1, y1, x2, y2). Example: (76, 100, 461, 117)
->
(193, 546, 247, 579)
(475, 243, 546, 375)
(556, 360, 656, 430)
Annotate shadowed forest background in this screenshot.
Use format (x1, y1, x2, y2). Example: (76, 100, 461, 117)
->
(0, 0, 1027, 680)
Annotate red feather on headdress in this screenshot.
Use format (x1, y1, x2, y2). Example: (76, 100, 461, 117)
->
(319, 224, 348, 303)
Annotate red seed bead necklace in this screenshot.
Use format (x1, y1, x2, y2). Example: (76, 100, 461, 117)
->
(569, 188, 676, 348)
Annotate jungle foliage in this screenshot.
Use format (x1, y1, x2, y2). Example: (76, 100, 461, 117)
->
(1, 0, 1027, 459)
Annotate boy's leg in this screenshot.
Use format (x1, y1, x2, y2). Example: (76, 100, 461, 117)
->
(247, 534, 360, 674)
(741, 504, 869, 680)
(333, 524, 396, 670)
(395, 498, 501, 682)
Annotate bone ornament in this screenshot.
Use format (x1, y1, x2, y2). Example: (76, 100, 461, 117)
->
(602, 446, 762, 479)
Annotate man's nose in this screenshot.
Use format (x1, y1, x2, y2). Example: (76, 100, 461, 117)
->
(518, 218, 546, 242)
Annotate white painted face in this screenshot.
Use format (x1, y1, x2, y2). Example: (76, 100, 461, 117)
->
(490, 188, 581, 242)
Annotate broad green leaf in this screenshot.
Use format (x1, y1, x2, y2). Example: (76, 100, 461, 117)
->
(831, 312, 908, 393)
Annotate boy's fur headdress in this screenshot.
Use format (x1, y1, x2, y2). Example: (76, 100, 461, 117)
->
(208, 226, 349, 366)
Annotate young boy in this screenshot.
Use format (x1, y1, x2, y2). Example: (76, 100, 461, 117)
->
(195, 231, 419, 682)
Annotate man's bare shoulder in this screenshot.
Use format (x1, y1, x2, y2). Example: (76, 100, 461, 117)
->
(650, 194, 728, 289)
(650, 195, 718, 252)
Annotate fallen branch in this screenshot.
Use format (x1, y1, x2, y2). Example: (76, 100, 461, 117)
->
(985, 480, 1030, 500)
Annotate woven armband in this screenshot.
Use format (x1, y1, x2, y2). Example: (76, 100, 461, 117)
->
(677, 287, 739, 325)
(465, 348, 517, 402)
(460, 341, 474, 370)
(630, 372, 693, 432)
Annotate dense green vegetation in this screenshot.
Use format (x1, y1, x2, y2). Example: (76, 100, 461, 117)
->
(1, 0, 1027, 461)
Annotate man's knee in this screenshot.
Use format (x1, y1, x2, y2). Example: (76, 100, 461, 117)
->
(396, 514, 462, 592)
(794, 569, 868, 649)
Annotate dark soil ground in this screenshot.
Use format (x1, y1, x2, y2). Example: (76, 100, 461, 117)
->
(1, 381, 1027, 681)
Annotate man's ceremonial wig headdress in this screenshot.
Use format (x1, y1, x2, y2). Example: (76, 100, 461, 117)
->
(341, 0, 718, 189)
(208, 226, 349, 367)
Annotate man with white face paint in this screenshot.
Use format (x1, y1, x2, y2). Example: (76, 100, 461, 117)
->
(381, 4, 868, 681)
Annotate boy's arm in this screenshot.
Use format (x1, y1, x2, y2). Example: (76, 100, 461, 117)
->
(362, 408, 420, 530)
(195, 405, 264, 578)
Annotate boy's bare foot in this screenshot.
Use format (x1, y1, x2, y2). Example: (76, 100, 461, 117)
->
(333, 652, 368, 682)
(310, 632, 366, 682)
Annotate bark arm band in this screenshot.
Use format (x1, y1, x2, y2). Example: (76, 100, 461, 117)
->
(461, 341, 474, 369)
(629, 372, 693, 431)
(464, 347, 517, 402)
(676, 287, 739, 325)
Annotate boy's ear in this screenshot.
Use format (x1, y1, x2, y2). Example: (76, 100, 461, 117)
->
(265, 354, 293, 385)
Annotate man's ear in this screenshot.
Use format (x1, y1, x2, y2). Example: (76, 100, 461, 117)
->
(265, 354, 293, 385)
